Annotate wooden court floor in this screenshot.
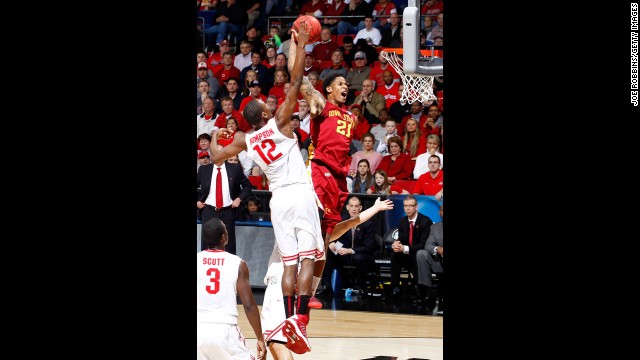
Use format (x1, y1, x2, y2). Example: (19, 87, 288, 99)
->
(237, 305, 443, 360)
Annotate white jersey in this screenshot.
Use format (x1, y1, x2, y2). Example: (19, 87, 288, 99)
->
(197, 249, 242, 324)
(244, 118, 309, 191)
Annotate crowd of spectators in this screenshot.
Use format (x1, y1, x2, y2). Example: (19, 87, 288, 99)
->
(196, 0, 444, 310)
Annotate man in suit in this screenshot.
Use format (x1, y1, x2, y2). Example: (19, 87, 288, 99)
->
(416, 203, 443, 312)
(197, 145, 254, 254)
(324, 195, 380, 294)
(390, 194, 433, 299)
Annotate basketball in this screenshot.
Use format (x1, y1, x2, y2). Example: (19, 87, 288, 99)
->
(292, 15, 322, 44)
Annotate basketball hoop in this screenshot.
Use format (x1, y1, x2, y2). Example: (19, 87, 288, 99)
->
(380, 49, 439, 106)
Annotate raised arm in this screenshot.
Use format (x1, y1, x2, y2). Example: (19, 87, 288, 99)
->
(330, 197, 394, 241)
(274, 21, 310, 134)
(208, 128, 248, 164)
(300, 76, 326, 118)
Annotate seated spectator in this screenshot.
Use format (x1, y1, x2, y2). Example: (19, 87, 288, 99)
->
(303, 52, 322, 77)
(413, 134, 443, 179)
(246, 195, 262, 214)
(354, 15, 382, 46)
(415, 203, 444, 313)
(371, 0, 397, 31)
(345, 51, 372, 103)
(351, 159, 376, 194)
(306, 71, 324, 96)
(348, 104, 371, 148)
(267, 70, 290, 104)
(216, 77, 246, 112)
(239, 80, 267, 111)
(201, 0, 248, 48)
(412, 154, 444, 201)
(323, 0, 347, 34)
(239, 50, 269, 88)
(234, 41, 254, 72)
(243, 26, 265, 57)
(337, 0, 373, 35)
(299, 0, 327, 18)
(389, 194, 433, 300)
(324, 195, 380, 293)
(398, 101, 429, 137)
(262, 45, 278, 68)
(348, 132, 382, 177)
(311, 27, 339, 62)
(376, 118, 398, 156)
(214, 96, 251, 132)
(425, 13, 443, 46)
(319, 49, 349, 82)
(339, 36, 356, 66)
(197, 97, 219, 138)
(206, 40, 233, 70)
(290, 113, 309, 145)
(297, 99, 312, 134)
(367, 169, 408, 195)
(240, 69, 257, 97)
(402, 118, 427, 161)
(375, 70, 401, 111)
(351, 78, 385, 125)
(213, 51, 242, 86)
(352, 39, 378, 68)
(376, 136, 414, 183)
(380, 12, 402, 47)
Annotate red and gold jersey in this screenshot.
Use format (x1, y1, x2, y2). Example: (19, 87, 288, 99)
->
(308, 101, 357, 175)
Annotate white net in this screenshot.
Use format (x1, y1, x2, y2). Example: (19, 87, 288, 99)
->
(381, 50, 437, 106)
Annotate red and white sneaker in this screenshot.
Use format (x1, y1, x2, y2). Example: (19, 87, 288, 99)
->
(282, 314, 311, 354)
(264, 320, 287, 343)
(308, 296, 323, 309)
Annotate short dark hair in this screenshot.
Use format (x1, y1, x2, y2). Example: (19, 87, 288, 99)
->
(323, 73, 345, 97)
(202, 218, 226, 248)
(243, 99, 264, 126)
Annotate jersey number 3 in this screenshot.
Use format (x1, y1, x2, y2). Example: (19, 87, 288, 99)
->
(253, 139, 283, 164)
(206, 267, 221, 294)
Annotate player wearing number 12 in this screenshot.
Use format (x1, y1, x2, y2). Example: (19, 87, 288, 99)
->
(208, 20, 322, 355)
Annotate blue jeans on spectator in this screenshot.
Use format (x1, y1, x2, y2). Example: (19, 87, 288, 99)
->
(203, 22, 241, 45)
(337, 21, 364, 35)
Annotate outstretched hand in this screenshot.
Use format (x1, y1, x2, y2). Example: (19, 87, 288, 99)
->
(374, 197, 394, 211)
(291, 18, 310, 46)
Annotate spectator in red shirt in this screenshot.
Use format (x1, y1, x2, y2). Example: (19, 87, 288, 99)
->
(311, 27, 339, 62)
(213, 51, 241, 86)
(413, 154, 443, 201)
(214, 96, 251, 132)
(376, 136, 414, 183)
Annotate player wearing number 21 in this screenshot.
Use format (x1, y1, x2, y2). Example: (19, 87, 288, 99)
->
(208, 20, 323, 355)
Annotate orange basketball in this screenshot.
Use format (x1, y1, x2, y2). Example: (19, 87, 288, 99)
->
(292, 15, 322, 44)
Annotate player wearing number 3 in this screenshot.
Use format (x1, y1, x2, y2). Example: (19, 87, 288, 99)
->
(208, 20, 322, 355)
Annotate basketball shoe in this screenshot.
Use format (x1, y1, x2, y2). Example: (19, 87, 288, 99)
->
(283, 314, 311, 354)
(308, 296, 323, 309)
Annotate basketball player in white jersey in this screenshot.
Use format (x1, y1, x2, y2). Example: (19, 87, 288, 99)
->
(208, 21, 320, 355)
(197, 218, 267, 360)
(261, 197, 394, 359)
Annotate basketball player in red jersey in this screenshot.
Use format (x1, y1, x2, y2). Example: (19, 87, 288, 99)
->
(299, 69, 359, 300)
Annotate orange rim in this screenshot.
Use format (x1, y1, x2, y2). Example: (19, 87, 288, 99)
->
(381, 48, 443, 57)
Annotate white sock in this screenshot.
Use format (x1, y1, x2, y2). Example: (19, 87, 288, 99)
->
(311, 276, 321, 297)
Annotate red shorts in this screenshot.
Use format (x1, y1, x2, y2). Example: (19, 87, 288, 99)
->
(309, 161, 349, 235)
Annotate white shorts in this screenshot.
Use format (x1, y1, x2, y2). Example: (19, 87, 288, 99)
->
(197, 322, 256, 360)
(270, 184, 324, 266)
(261, 261, 287, 343)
